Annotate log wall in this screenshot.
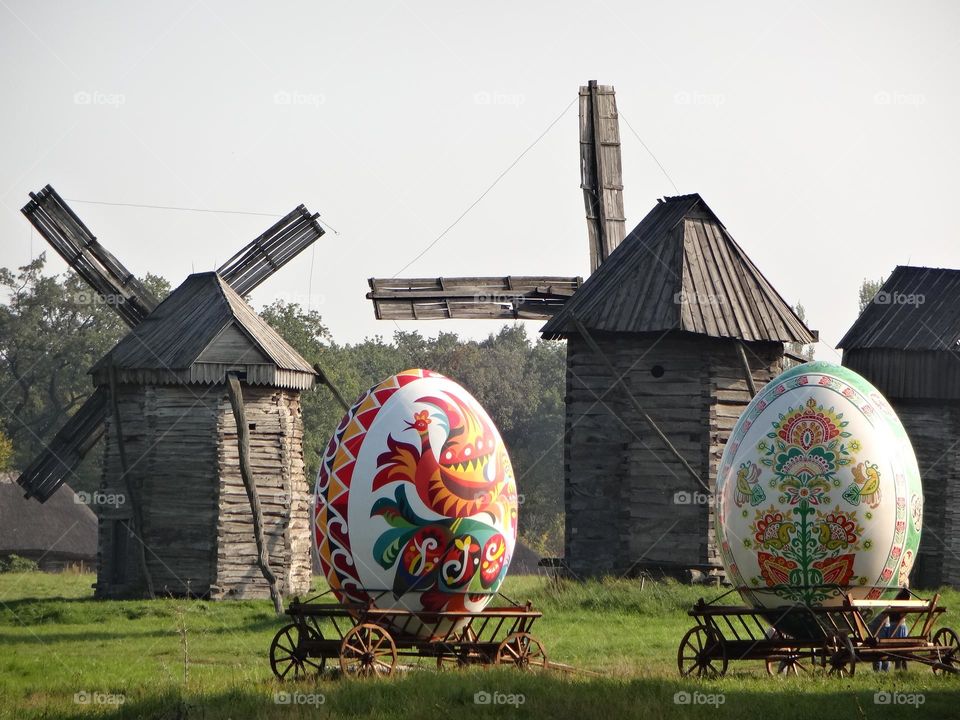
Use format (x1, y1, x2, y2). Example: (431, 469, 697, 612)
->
(95, 383, 312, 599)
(563, 331, 785, 578)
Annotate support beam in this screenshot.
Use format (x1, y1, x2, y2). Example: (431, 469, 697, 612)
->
(226, 373, 283, 614)
(313, 363, 350, 412)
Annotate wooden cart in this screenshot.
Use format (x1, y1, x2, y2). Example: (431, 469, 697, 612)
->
(269, 592, 546, 679)
(678, 588, 960, 677)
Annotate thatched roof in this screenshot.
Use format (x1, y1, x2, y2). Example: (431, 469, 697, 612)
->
(90, 272, 316, 390)
(838, 266, 960, 351)
(542, 194, 815, 344)
(0, 473, 97, 562)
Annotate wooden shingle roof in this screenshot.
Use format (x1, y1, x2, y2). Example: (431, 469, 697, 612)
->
(838, 266, 960, 351)
(541, 194, 814, 343)
(90, 272, 316, 389)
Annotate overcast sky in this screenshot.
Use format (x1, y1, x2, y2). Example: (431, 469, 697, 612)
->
(1, 1, 958, 357)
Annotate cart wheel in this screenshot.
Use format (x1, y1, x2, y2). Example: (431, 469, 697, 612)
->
(677, 625, 728, 678)
(826, 634, 856, 677)
(932, 627, 960, 675)
(339, 623, 397, 678)
(495, 632, 548, 670)
(436, 627, 478, 671)
(270, 623, 326, 680)
(765, 651, 808, 677)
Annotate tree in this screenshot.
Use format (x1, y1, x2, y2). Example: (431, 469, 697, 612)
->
(0, 429, 12, 472)
(0, 255, 169, 490)
(859, 277, 885, 314)
(788, 304, 815, 361)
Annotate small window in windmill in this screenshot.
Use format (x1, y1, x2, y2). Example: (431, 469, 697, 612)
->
(248, 423, 257, 431)
(651, 365, 665, 378)
(111, 520, 129, 584)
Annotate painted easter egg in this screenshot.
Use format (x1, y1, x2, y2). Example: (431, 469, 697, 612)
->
(314, 369, 518, 622)
(716, 361, 922, 609)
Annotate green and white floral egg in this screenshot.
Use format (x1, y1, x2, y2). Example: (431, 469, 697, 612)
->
(314, 369, 518, 621)
(716, 361, 922, 609)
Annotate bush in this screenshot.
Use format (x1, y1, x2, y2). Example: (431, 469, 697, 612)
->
(0, 554, 39, 573)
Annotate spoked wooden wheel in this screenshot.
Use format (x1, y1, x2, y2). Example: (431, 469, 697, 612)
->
(932, 627, 960, 675)
(436, 627, 478, 671)
(825, 634, 856, 677)
(339, 623, 397, 678)
(677, 625, 727, 678)
(495, 632, 548, 670)
(765, 650, 809, 677)
(270, 623, 325, 680)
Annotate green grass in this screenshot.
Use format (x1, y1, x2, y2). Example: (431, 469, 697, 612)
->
(0, 572, 958, 718)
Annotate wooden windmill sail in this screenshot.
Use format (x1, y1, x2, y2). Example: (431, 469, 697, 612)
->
(364, 80, 628, 319)
(17, 185, 324, 503)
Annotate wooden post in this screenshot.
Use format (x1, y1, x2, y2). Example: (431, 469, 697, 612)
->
(736, 341, 758, 397)
(226, 373, 283, 615)
(571, 315, 710, 493)
(108, 365, 155, 599)
(312, 363, 350, 412)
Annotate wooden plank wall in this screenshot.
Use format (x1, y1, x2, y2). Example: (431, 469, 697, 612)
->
(893, 401, 960, 588)
(96, 385, 221, 598)
(215, 387, 312, 599)
(563, 332, 785, 578)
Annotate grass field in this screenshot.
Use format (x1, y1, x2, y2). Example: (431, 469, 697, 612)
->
(1, 571, 958, 719)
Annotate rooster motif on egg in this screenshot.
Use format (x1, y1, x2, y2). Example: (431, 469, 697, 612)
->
(716, 362, 923, 608)
(314, 369, 518, 617)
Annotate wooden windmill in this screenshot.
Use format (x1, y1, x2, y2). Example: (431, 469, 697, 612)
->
(366, 81, 816, 580)
(17, 185, 325, 605)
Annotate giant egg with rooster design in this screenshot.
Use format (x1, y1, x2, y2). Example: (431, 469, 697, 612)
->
(313, 369, 518, 625)
(716, 361, 922, 609)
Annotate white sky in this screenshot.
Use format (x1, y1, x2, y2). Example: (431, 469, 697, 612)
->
(1, 1, 958, 357)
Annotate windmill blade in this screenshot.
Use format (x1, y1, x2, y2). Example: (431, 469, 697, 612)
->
(217, 205, 325, 296)
(22, 185, 159, 327)
(15, 388, 109, 502)
(367, 276, 582, 320)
